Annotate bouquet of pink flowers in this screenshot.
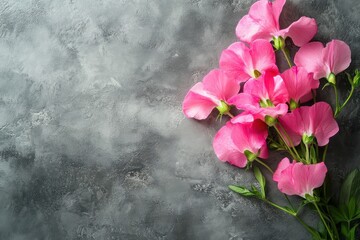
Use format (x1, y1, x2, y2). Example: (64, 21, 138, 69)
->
(182, 0, 360, 239)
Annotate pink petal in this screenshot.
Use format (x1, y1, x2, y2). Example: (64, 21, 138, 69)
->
(228, 93, 259, 111)
(202, 69, 240, 102)
(292, 162, 327, 197)
(281, 66, 319, 103)
(236, 0, 279, 43)
(273, 157, 291, 181)
(294, 42, 327, 79)
(219, 42, 253, 83)
(279, 110, 304, 146)
(250, 40, 278, 75)
(231, 112, 255, 124)
(231, 120, 268, 156)
(323, 40, 351, 75)
(308, 102, 339, 146)
(219, 49, 251, 83)
(280, 17, 317, 47)
(273, 159, 327, 197)
(213, 122, 248, 168)
(182, 82, 219, 120)
(306, 162, 328, 194)
(271, 0, 286, 25)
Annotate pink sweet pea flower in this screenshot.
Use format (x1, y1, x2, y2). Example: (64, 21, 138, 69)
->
(281, 66, 319, 109)
(182, 69, 240, 120)
(213, 118, 268, 168)
(279, 102, 339, 146)
(236, 0, 317, 47)
(219, 39, 278, 83)
(273, 158, 327, 198)
(294, 40, 351, 81)
(228, 72, 289, 121)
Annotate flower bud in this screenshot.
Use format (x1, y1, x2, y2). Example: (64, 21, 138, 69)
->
(327, 73, 336, 85)
(265, 115, 277, 126)
(272, 36, 285, 50)
(289, 99, 299, 111)
(302, 134, 314, 145)
(216, 101, 231, 115)
(244, 150, 257, 162)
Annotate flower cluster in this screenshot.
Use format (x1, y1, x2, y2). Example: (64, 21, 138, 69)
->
(182, 0, 360, 239)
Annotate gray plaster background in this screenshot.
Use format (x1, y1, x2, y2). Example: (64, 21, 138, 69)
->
(0, 0, 360, 239)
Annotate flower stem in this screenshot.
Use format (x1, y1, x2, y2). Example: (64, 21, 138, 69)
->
(281, 47, 293, 68)
(254, 158, 273, 174)
(332, 84, 340, 117)
(262, 198, 296, 216)
(322, 145, 328, 163)
(335, 84, 355, 117)
(313, 201, 335, 240)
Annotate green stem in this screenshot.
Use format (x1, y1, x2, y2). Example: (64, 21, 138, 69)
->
(333, 84, 340, 117)
(274, 124, 302, 161)
(281, 48, 293, 68)
(336, 84, 355, 117)
(263, 198, 296, 216)
(322, 145, 328, 163)
(254, 158, 273, 174)
(305, 143, 310, 164)
(313, 201, 335, 240)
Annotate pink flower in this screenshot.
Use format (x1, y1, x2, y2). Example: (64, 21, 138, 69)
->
(236, 0, 317, 47)
(228, 72, 288, 121)
(279, 102, 339, 146)
(273, 158, 327, 198)
(213, 118, 268, 168)
(219, 40, 278, 83)
(281, 66, 319, 108)
(294, 40, 351, 80)
(182, 69, 240, 120)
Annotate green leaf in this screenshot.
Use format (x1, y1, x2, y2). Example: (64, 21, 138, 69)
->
(329, 205, 346, 223)
(348, 224, 359, 240)
(229, 185, 255, 197)
(340, 169, 360, 205)
(253, 166, 266, 198)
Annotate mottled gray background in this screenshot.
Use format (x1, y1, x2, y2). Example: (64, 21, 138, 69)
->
(0, 0, 359, 239)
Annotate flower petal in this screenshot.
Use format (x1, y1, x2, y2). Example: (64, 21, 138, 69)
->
(280, 17, 317, 47)
(323, 40, 351, 75)
(202, 69, 240, 102)
(308, 102, 339, 146)
(213, 122, 247, 168)
(182, 82, 219, 120)
(281, 66, 319, 103)
(250, 40, 278, 76)
(294, 42, 327, 79)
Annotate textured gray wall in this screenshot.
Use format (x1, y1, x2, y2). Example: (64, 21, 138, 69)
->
(0, 0, 359, 239)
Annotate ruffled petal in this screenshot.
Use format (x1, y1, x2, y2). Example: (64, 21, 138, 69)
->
(250, 40, 278, 76)
(281, 66, 319, 103)
(308, 102, 339, 146)
(280, 17, 317, 47)
(294, 42, 327, 79)
(213, 122, 247, 168)
(219, 42, 253, 83)
(202, 69, 240, 102)
(323, 40, 351, 75)
(182, 82, 219, 120)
